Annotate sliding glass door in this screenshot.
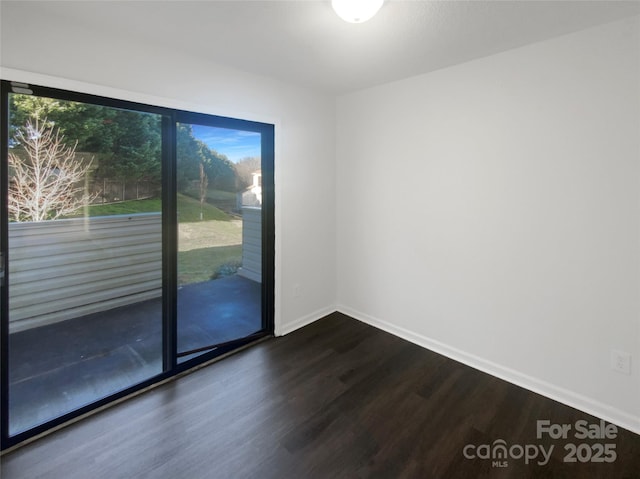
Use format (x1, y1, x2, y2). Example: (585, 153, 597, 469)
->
(4, 90, 166, 437)
(176, 121, 264, 362)
(0, 81, 274, 449)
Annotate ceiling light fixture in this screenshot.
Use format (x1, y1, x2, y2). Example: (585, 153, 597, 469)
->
(332, 0, 384, 23)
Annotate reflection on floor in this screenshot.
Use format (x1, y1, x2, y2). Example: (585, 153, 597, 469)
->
(8, 275, 261, 435)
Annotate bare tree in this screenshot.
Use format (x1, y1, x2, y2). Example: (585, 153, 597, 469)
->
(8, 119, 96, 222)
(199, 161, 209, 221)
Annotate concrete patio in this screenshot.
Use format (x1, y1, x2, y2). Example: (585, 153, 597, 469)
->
(8, 275, 262, 436)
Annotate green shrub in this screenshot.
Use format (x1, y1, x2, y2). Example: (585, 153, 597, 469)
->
(211, 260, 243, 280)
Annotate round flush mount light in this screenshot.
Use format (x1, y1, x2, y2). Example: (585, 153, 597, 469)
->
(332, 0, 384, 23)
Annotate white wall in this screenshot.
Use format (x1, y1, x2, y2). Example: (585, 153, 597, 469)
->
(337, 17, 640, 433)
(0, 3, 337, 335)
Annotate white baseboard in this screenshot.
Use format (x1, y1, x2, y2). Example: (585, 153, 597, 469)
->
(275, 305, 337, 336)
(336, 304, 640, 436)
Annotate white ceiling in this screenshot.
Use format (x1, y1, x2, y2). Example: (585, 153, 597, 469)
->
(5, 1, 640, 95)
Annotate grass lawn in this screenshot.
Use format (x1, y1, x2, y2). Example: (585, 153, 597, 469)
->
(183, 187, 236, 202)
(177, 194, 231, 222)
(178, 220, 242, 251)
(80, 194, 231, 222)
(79, 198, 163, 216)
(178, 245, 242, 285)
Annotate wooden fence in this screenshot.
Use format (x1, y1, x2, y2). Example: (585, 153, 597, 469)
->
(8, 213, 162, 332)
(92, 179, 159, 203)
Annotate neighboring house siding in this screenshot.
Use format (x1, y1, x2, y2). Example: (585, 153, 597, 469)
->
(238, 206, 261, 283)
(8, 213, 162, 332)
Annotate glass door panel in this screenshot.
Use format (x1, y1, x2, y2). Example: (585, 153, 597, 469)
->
(6, 93, 164, 434)
(176, 123, 262, 362)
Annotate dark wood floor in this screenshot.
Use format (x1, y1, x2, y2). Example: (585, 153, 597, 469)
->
(1, 312, 639, 478)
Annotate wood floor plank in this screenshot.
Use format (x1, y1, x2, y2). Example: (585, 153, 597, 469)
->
(1, 312, 639, 478)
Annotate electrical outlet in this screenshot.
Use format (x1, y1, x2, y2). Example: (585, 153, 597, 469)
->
(293, 284, 300, 298)
(611, 350, 631, 375)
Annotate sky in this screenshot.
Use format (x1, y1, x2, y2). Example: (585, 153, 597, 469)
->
(190, 124, 261, 163)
